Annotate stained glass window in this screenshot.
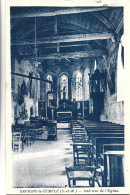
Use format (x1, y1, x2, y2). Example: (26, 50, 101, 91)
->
(60, 75, 68, 100)
(76, 73, 83, 100)
(46, 75, 53, 93)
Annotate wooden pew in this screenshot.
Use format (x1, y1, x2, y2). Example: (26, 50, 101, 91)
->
(85, 123, 124, 126)
(103, 144, 124, 153)
(85, 124, 124, 128)
(90, 133, 124, 145)
(86, 129, 124, 140)
(82, 121, 124, 128)
(84, 123, 124, 130)
(103, 144, 124, 186)
(87, 130, 124, 134)
(95, 137, 124, 160)
(94, 138, 124, 187)
(77, 121, 125, 187)
(103, 151, 124, 187)
(85, 126, 124, 131)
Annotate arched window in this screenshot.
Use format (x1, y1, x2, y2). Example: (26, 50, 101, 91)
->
(46, 75, 53, 93)
(76, 72, 83, 101)
(60, 75, 68, 100)
(84, 68, 90, 100)
(117, 35, 124, 102)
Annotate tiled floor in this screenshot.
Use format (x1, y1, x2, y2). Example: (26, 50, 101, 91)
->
(12, 129, 73, 188)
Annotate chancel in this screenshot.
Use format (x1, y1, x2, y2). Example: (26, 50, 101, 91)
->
(11, 6, 124, 188)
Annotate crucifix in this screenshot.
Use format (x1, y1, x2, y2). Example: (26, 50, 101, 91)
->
(63, 101, 66, 108)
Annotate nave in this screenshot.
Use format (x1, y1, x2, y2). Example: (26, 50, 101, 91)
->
(12, 120, 124, 188)
(10, 6, 124, 189)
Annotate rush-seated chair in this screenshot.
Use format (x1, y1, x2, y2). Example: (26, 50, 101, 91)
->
(12, 132, 24, 152)
(72, 143, 94, 166)
(65, 166, 96, 187)
(71, 133, 88, 143)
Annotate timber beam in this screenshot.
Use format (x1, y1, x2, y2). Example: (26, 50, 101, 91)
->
(11, 7, 108, 19)
(20, 49, 107, 60)
(91, 12, 115, 31)
(11, 32, 115, 46)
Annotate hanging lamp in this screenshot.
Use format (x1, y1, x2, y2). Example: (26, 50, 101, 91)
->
(34, 17, 41, 67)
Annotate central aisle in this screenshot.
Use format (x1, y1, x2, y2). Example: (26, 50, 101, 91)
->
(12, 129, 73, 188)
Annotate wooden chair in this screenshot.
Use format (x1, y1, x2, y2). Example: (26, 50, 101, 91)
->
(23, 127, 34, 146)
(65, 166, 96, 187)
(72, 128, 86, 135)
(34, 123, 44, 138)
(72, 143, 94, 166)
(28, 128, 36, 143)
(72, 133, 88, 143)
(12, 132, 24, 152)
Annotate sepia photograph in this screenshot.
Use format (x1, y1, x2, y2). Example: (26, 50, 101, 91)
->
(4, 1, 130, 194)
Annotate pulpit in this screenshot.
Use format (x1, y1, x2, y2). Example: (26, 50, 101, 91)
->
(89, 69, 106, 121)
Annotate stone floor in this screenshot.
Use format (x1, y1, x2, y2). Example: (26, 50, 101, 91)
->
(12, 129, 73, 188)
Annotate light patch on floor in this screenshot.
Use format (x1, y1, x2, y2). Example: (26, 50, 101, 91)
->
(13, 149, 65, 161)
(12, 130, 73, 188)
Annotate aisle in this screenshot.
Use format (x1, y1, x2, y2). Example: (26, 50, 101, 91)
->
(12, 130, 73, 188)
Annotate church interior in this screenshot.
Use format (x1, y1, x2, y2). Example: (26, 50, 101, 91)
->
(11, 6, 124, 188)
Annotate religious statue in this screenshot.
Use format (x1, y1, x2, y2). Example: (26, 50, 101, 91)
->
(63, 86, 66, 99)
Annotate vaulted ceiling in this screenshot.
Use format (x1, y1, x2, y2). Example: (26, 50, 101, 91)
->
(11, 7, 123, 68)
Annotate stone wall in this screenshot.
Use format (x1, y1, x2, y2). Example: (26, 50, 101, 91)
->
(99, 40, 124, 125)
(100, 92, 124, 125)
(11, 58, 39, 124)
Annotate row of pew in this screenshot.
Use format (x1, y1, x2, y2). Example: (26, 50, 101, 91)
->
(65, 120, 124, 187)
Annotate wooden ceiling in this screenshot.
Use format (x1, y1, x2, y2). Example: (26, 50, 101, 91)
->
(11, 7, 123, 61)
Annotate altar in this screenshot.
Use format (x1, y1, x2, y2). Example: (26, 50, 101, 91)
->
(56, 99, 72, 129)
(57, 111, 72, 128)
